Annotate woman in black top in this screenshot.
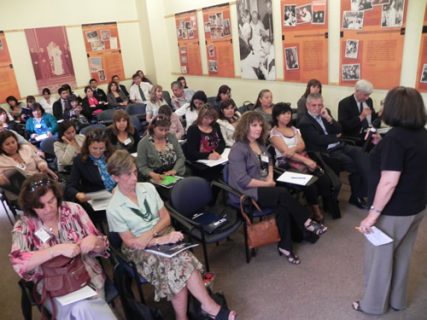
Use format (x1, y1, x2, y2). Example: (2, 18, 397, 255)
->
(354, 87, 427, 315)
(105, 110, 140, 153)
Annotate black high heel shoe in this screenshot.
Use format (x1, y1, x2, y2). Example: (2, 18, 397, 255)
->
(277, 246, 301, 265)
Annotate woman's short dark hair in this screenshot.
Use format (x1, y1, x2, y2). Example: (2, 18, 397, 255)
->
(84, 86, 92, 94)
(218, 99, 237, 120)
(26, 96, 36, 104)
(19, 174, 63, 218)
(110, 109, 135, 135)
(57, 120, 77, 141)
(6, 96, 18, 105)
(80, 128, 113, 161)
(42, 88, 51, 95)
(272, 102, 292, 127)
(303, 79, 322, 98)
(0, 131, 20, 155)
(190, 91, 208, 111)
(234, 111, 268, 144)
(107, 81, 118, 93)
(216, 85, 231, 102)
(382, 86, 426, 129)
(196, 106, 218, 125)
(158, 104, 172, 118)
(31, 103, 45, 115)
(147, 115, 171, 135)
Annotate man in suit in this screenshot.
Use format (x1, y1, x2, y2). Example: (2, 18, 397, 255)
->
(338, 79, 377, 143)
(52, 86, 70, 120)
(299, 93, 369, 209)
(89, 78, 108, 103)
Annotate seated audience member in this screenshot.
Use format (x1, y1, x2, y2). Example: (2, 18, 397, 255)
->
(82, 86, 109, 123)
(146, 85, 165, 121)
(338, 79, 377, 142)
(8, 96, 31, 123)
(297, 79, 322, 121)
(0, 131, 57, 197)
(214, 85, 232, 110)
(64, 94, 89, 129)
(229, 111, 327, 264)
(111, 74, 129, 97)
(107, 81, 128, 109)
(25, 103, 58, 142)
(137, 115, 185, 182)
(10, 174, 116, 320)
(89, 78, 108, 103)
(105, 110, 140, 153)
(136, 69, 152, 84)
(175, 90, 208, 130)
(129, 73, 152, 104)
(158, 104, 185, 140)
(39, 88, 55, 114)
(184, 106, 225, 181)
(299, 93, 369, 209)
(0, 107, 21, 133)
(270, 103, 341, 220)
(106, 150, 236, 320)
(170, 80, 194, 110)
(54, 121, 85, 173)
(217, 99, 241, 147)
(25, 95, 36, 113)
(52, 86, 70, 120)
(177, 75, 188, 89)
(254, 89, 274, 126)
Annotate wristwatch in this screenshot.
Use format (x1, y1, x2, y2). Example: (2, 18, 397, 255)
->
(369, 206, 382, 214)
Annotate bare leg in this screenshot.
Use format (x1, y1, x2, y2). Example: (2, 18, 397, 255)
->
(171, 286, 189, 320)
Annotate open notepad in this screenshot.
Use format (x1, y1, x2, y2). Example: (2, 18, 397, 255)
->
(363, 226, 393, 246)
(276, 171, 314, 186)
(55, 286, 97, 306)
(151, 176, 183, 189)
(87, 190, 112, 211)
(145, 242, 199, 258)
(197, 148, 230, 167)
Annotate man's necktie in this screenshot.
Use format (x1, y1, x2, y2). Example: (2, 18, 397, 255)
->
(138, 85, 146, 101)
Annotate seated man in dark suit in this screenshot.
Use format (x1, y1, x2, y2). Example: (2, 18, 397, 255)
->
(89, 78, 108, 103)
(299, 93, 369, 209)
(338, 79, 377, 144)
(52, 86, 70, 120)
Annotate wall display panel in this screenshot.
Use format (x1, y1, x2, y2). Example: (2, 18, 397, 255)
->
(82, 22, 125, 84)
(203, 4, 235, 77)
(416, 6, 427, 92)
(237, 0, 276, 80)
(281, 0, 328, 83)
(25, 26, 76, 93)
(175, 10, 203, 76)
(0, 31, 20, 102)
(339, 0, 407, 89)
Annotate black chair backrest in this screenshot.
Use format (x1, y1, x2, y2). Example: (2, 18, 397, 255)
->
(97, 109, 115, 123)
(39, 136, 56, 157)
(170, 177, 212, 218)
(79, 123, 106, 135)
(127, 103, 146, 116)
(162, 90, 172, 107)
(207, 96, 217, 106)
(108, 232, 123, 250)
(129, 115, 142, 134)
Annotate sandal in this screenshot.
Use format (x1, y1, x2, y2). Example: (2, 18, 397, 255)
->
(278, 247, 301, 265)
(203, 306, 237, 320)
(352, 301, 363, 312)
(306, 220, 328, 235)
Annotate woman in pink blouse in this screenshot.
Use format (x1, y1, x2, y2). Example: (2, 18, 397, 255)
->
(9, 174, 116, 319)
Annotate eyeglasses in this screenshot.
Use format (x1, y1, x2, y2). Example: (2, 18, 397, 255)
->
(29, 178, 52, 192)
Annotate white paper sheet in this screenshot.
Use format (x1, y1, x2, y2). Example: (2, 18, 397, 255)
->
(55, 285, 97, 306)
(197, 148, 230, 167)
(364, 226, 393, 246)
(276, 171, 313, 186)
(87, 190, 112, 211)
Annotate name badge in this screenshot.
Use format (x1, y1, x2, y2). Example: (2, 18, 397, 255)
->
(123, 138, 132, 145)
(35, 228, 52, 243)
(261, 154, 269, 164)
(35, 124, 42, 129)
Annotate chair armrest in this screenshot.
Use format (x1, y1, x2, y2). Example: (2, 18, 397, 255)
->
(211, 180, 242, 198)
(165, 202, 203, 232)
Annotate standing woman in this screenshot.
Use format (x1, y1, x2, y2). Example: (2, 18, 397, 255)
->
(54, 121, 85, 173)
(105, 110, 140, 153)
(217, 99, 241, 147)
(228, 111, 327, 264)
(354, 87, 427, 315)
(253, 89, 274, 126)
(296, 79, 322, 120)
(146, 85, 165, 122)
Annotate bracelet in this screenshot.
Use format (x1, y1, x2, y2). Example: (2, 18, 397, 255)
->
(369, 206, 382, 214)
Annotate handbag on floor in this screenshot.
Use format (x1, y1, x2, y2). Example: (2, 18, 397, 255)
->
(239, 195, 281, 249)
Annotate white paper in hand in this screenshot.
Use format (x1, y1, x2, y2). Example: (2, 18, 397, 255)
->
(364, 226, 393, 246)
(55, 285, 97, 306)
(276, 171, 313, 186)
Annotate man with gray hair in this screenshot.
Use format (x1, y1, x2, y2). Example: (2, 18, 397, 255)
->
(338, 79, 378, 142)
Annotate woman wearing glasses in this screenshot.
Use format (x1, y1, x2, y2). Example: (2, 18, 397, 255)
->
(107, 150, 236, 320)
(9, 174, 116, 319)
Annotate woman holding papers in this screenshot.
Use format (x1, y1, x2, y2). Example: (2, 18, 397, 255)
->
(106, 150, 236, 320)
(354, 87, 427, 315)
(25, 103, 58, 142)
(9, 174, 116, 319)
(229, 111, 327, 265)
(270, 103, 341, 221)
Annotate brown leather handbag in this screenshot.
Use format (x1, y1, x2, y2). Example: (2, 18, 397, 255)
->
(240, 195, 281, 249)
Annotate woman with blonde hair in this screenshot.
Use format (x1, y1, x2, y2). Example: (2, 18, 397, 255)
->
(146, 85, 165, 121)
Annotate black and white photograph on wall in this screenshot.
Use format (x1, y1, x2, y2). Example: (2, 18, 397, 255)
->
(86, 31, 99, 42)
(296, 4, 313, 24)
(204, 22, 211, 33)
(381, 0, 405, 27)
(223, 19, 231, 36)
(372, 0, 390, 5)
(351, 0, 373, 11)
(342, 64, 360, 81)
(342, 11, 364, 30)
(98, 70, 106, 81)
(285, 47, 299, 70)
(284, 5, 297, 27)
(208, 60, 218, 73)
(237, 0, 276, 80)
(101, 30, 110, 41)
(345, 39, 359, 59)
(420, 64, 427, 83)
(207, 45, 216, 58)
(312, 11, 325, 24)
(188, 29, 194, 39)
